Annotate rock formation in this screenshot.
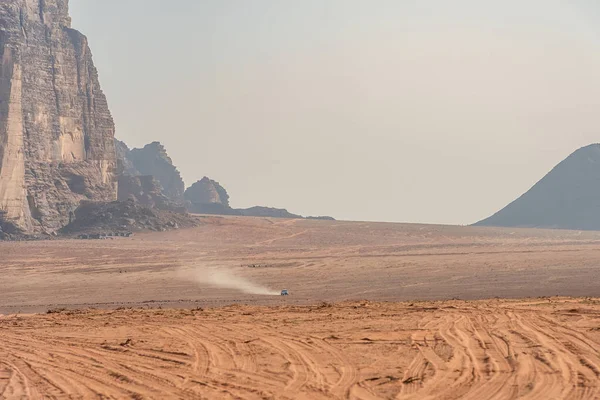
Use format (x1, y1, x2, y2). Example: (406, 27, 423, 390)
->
(117, 144, 322, 220)
(0, 0, 117, 233)
(127, 142, 185, 204)
(115, 139, 186, 212)
(117, 174, 175, 211)
(184, 177, 232, 214)
(0, 1, 325, 236)
(475, 144, 600, 230)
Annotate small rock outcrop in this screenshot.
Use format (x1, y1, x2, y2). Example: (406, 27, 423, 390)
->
(184, 177, 233, 214)
(475, 144, 600, 230)
(0, 0, 117, 234)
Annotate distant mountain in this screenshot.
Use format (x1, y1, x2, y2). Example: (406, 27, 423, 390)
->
(475, 144, 600, 230)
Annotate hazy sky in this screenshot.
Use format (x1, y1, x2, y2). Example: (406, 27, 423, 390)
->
(70, 0, 600, 224)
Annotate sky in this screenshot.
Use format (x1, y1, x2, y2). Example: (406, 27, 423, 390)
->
(70, 0, 600, 224)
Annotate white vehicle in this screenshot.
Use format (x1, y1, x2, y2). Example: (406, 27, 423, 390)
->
(281, 289, 289, 296)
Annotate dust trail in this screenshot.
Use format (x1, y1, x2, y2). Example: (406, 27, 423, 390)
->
(182, 266, 280, 296)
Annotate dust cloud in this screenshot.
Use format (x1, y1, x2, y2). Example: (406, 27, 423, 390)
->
(182, 266, 280, 296)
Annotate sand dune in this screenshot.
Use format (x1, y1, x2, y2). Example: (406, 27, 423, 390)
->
(2, 298, 600, 399)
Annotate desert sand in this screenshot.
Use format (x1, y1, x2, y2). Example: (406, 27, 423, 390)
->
(2, 299, 600, 399)
(2, 216, 600, 398)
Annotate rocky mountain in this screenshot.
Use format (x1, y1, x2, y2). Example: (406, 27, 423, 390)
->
(0, 0, 117, 234)
(475, 144, 600, 230)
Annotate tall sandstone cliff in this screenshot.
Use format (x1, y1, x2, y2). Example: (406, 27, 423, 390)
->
(0, 0, 116, 233)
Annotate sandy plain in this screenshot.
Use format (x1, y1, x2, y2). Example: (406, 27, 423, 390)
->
(2, 216, 600, 399)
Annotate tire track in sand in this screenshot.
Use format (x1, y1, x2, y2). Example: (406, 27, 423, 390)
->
(3, 300, 600, 399)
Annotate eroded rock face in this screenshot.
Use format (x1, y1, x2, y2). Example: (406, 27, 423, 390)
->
(0, 0, 117, 233)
